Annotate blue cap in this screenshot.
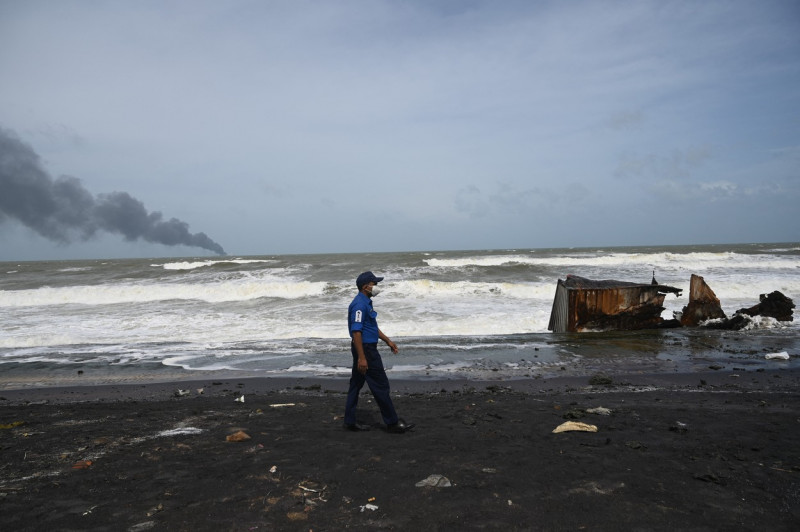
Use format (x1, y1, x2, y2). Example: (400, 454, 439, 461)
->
(356, 271, 384, 289)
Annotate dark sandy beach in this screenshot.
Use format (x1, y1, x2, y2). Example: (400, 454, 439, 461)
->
(1, 369, 799, 531)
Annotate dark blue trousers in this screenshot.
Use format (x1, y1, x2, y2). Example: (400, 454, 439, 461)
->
(344, 342, 399, 426)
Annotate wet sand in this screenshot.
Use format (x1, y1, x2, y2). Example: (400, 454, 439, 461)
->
(2, 369, 799, 531)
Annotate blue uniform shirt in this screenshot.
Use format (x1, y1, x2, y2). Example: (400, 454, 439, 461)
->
(348, 292, 379, 343)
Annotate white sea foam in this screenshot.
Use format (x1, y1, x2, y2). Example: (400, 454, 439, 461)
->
(425, 251, 800, 271)
(393, 279, 551, 300)
(0, 279, 329, 307)
(158, 258, 276, 270)
(1, 270, 793, 350)
(283, 363, 350, 374)
(763, 247, 800, 252)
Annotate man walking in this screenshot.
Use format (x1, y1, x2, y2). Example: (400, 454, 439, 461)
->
(343, 271, 414, 434)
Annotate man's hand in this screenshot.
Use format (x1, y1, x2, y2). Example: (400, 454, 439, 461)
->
(378, 330, 398, 354)
(352, 331, 368, 374)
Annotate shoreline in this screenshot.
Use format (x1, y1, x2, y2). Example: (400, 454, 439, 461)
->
(1, 366, 799, 406)
(2, 325, 797, 398)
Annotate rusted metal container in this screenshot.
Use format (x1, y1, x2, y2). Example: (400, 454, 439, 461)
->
(548, 275, 682, 332)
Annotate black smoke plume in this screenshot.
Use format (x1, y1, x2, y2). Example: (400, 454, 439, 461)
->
(0, 127, 226, 255)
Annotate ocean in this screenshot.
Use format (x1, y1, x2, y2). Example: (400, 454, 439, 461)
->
(1, 243, 798, 389)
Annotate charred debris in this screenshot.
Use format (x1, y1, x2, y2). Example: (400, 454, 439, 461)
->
(548, 273, 794, 333)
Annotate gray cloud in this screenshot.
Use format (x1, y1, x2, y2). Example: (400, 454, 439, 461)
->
(454, 185, 488, 218)
(614, 145, 714, 181)
(604, 110, 645, 131)
(0, 127, 226, 255)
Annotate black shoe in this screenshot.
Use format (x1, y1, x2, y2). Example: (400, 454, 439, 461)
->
(387, 419, 415, 434)
(344, 423, 370, 432)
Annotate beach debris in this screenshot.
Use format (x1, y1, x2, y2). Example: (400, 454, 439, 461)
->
(568, 481, 626, 495)
(286, 510, 308, 521)
(72, 460, 93, 469)
(548, 273, 792, 332)
(586, 407, 612, 416)
(297, 481, 328, 505)
(765, 352, 790, 360)
(415, 474, 452, 487)
(737, 291, 794, 322)
(196, 388, 204, 395)
(225, 430, 251, 442)
(360, 503, 379, 512)
(146, 503, 164, 517)
(269, 465, 278, 473)
(669, 421, 688, 434)
(588, 374, 613, 386)
(548, 274, 682, 332)
(552, 421, 598, 433)
(174, 389, 190, 397)
(234, 395, 245, 403)
(482, 467, 497, 473)
(245, 443, 264, 453)
(298, 481, 325, 494)
(269, 403, 296, 408)
(681, 274, 726, 326)
(128, 522, 156, 532)
(0, 421, 25, 429)
(696, 286, 794, 330)
(156, 427, 203, 437)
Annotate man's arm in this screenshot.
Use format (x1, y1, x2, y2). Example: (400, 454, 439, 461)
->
(352, 331, 368, 374)
(378, 329, 398, 354)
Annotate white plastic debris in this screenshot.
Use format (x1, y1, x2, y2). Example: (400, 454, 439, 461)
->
(765, 352, 790, 360)
(552, 421, 598, 433)
(234, 395, 245, 403)
(586, 407, 612, 416)
(156, 427, 203, 437)
(415, 474, 452, 487)
(360, 503, 379, 512)
(269, 465, 278, 473)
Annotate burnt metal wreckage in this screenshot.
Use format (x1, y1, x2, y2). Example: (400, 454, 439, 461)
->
(548, 273, 794, 333)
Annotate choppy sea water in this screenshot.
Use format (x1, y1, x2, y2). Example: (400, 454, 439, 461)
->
(1, 243, 798, 389)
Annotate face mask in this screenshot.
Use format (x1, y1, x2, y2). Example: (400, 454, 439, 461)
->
(368, 285, 381, 297)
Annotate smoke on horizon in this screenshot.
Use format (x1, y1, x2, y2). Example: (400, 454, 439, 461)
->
(0, 127, 226, 255)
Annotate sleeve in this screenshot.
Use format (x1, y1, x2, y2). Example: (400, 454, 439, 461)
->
(350, 301, 365, 334)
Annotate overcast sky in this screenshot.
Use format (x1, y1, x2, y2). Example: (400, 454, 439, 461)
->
(1, 0, 798, 260)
